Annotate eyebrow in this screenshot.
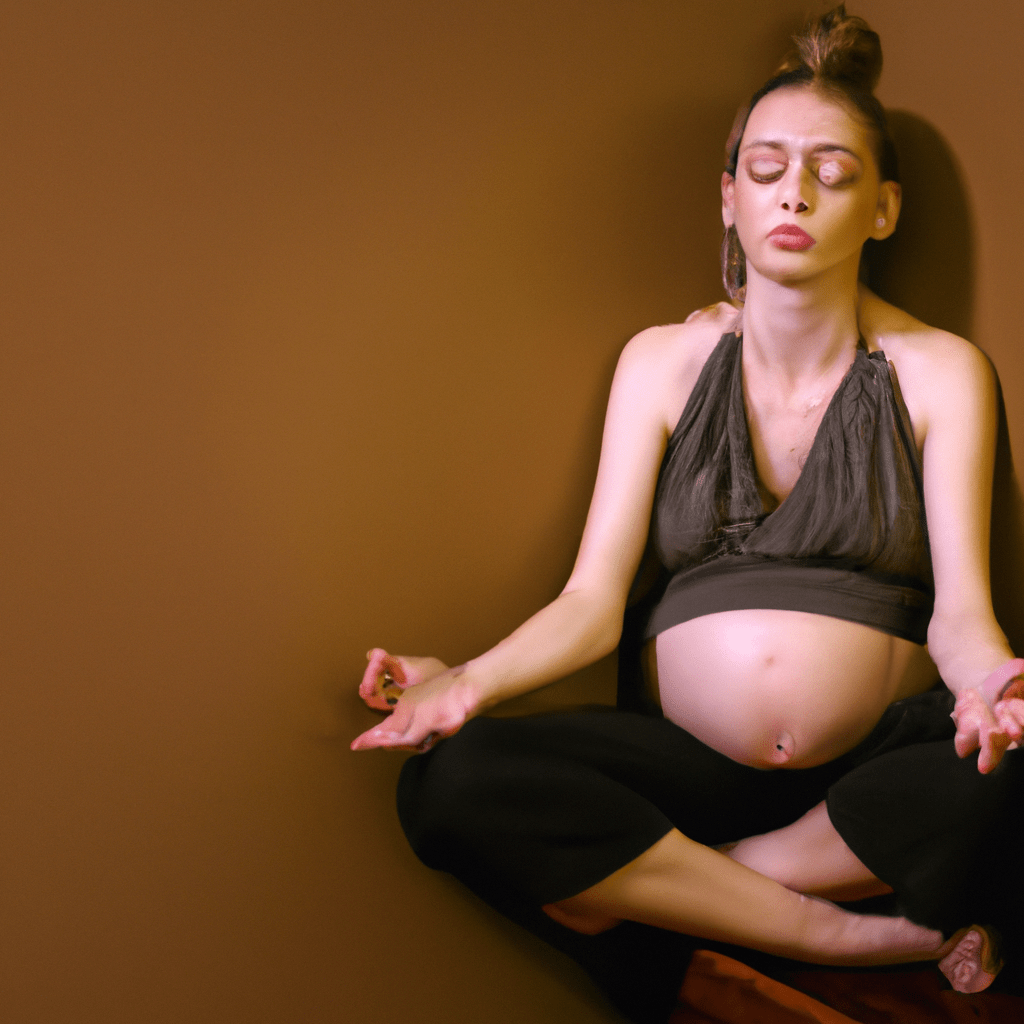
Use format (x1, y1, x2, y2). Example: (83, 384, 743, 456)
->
(741, 140, 863, 161)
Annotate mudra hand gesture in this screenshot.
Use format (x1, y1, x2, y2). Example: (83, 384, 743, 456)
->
(952, 664, 1024, 773)
(352, 648, 472, 753)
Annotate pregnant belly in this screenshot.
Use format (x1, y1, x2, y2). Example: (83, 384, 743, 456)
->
(647, 609, 937, 769)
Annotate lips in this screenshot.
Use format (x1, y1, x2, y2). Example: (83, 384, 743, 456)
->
(768, 224, 815, 251)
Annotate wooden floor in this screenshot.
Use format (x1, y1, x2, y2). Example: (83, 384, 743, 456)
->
(671, 951, 1024, 1024)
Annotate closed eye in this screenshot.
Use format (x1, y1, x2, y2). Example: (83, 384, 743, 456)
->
(748, 158, 786, 183)
(817, 160, 854, 186)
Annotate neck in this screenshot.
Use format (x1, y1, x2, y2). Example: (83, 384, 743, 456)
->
(738, 258, 862, 386)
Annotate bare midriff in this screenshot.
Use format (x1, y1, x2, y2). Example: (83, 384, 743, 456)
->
(644, 609, 939, 770)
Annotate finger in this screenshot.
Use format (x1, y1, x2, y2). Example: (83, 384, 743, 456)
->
(383, 698, 466, 751)
(977, 727, 1010, 774)
(350, 722, 405, 751)
(378, 657, 412, 710)
(350, 699, 416, 750)
(995, 714, 1024, 745)
(359, 648, 390, 701)
(412, 731, 440, 753)
(954, 718, 982, 759)
(951, 688, 987, 723)
(975, 708, 1011, 773)
(951, 690, 988, 759)
(359, 651, 411, 710)
(381, 653, 409, 688)
(352, 731, 442, 753)
(995, 700, 1024, 742)
(979, 704, 1024, 771)
(388, 655, 424, 688)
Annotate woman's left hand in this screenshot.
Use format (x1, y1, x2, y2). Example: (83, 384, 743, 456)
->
(951, 687, 1024, 773)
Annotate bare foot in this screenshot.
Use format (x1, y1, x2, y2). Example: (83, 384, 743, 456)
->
(802, 895, 945, 966)
(938, 927, 1002, 993)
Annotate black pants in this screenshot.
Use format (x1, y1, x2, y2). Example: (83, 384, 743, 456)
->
(397, 691, 1023, 1023)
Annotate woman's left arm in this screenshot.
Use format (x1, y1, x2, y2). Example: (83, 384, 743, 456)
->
(915, 334, 1024, 771)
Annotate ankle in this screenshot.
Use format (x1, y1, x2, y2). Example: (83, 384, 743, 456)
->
(541, 900, 622, 935)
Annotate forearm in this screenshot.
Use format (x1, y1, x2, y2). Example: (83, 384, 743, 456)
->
(351, 588, 625, 753)
(462, 586, 624, 712)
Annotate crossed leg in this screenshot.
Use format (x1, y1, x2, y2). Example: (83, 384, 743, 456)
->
(723, 800, 892, 901)
(542, 827, 943, 966)
(544, 809, 999, 991)
(722, 800, 999, 991)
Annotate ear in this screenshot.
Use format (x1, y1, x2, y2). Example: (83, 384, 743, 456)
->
(722, 172, 736, 228)
(870, 180, 901, 240)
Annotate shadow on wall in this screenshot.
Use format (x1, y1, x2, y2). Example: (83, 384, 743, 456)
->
(866, 110, 1024, 651)
(866, 110, 974, 338)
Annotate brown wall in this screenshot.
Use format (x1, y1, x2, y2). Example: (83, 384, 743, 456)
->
(4, 2, 1022, 1022)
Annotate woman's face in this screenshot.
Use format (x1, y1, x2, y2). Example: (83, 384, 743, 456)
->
(722, 85, 899, 288)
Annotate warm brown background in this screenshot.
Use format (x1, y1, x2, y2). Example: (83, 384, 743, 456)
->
(4, 2, 1022, 1022)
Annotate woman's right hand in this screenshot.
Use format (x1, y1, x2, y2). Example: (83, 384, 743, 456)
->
(357, 648, 449, 711)
(351, 649, 479, 753)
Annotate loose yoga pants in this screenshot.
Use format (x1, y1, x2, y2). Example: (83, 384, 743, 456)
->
(397, 689, 1024, 1024)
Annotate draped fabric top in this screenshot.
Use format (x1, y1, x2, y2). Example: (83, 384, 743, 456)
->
(643, 331, 934, 645)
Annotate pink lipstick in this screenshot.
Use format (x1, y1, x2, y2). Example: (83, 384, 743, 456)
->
(768, 224, 815, 251)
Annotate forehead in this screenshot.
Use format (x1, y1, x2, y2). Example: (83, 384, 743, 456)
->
(741, 85, 871, 155)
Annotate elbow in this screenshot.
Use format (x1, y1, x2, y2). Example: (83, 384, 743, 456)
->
(559, 584, 626, 660)
(581, 606, 623, 662)
(596, 618, 624, 661)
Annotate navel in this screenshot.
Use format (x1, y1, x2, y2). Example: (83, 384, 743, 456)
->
(768, 730, 796, 765)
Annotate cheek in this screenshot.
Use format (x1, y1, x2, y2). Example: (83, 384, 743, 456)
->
(730, 189, 771, 235)
(836, 200, 879, 240)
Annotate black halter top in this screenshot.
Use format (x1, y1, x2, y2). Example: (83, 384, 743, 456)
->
(643, 332, 934, 645)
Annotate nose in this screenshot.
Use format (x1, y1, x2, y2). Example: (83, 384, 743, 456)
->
(779, 166, 811, 214)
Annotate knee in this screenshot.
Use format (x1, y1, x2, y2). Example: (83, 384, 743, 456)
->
(396, 718, 514, 869)
(952, 747, 1024, 830)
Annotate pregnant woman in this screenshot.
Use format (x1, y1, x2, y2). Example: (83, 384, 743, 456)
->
(351, 8, 1024, 1023)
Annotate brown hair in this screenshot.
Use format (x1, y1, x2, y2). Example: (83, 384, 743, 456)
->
(722, 5, 899, 301)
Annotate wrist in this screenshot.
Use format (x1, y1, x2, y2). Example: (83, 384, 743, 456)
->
(460, 654, 526, 713)
(448, 661, 490, 715)
(979, 657, 1024, 706)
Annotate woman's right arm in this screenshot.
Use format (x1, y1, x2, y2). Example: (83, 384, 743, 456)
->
(350, 320, 710, 752)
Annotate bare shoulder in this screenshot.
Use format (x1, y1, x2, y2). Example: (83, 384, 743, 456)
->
(623, 300, 737, 364)
(858, 288, 995, 442)
(617, 301, 739, 431)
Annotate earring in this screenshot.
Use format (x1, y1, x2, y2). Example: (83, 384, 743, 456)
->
(876, 217, 885, 227)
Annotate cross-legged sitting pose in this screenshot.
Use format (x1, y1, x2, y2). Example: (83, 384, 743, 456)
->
(351, 8, 1024, 1023)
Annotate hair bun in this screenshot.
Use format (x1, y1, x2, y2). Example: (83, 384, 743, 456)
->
(776, 4, 882, 93)
(720, 6, 898, 301)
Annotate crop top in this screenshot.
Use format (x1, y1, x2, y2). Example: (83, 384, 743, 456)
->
(641, 331, 934, 646)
